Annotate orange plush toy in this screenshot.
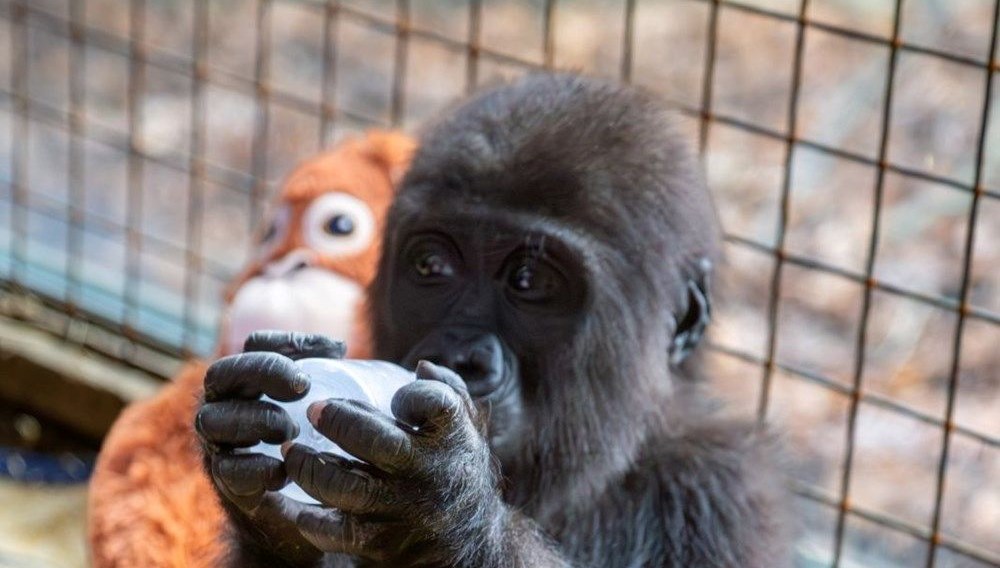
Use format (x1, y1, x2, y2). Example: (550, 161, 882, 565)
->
(87, 131, 415, 568)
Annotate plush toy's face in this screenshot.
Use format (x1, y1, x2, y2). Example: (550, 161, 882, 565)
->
(221, 132, 414, 357)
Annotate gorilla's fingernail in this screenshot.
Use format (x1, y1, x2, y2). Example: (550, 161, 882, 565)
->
(280, 441, 293, 458)
(415, 360, 434, 379)
(292, 372, 310, 394)
(307, 401, 325, 425)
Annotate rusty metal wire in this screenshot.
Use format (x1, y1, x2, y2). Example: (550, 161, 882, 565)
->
(0, 1, 996, 566)
(832, 2, 905, 562)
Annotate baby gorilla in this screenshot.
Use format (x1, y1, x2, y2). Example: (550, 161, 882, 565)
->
(196, 73, 789, 567)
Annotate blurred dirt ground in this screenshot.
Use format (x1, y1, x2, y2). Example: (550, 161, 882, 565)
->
(0, 480, 87, 568)
(0, 0, 997, 567)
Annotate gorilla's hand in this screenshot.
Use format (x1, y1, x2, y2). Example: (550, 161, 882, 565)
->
(283, 360, 508, 566)
(195, 330, 347, 566)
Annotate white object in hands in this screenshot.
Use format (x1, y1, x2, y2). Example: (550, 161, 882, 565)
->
(250, 358, 415, 504)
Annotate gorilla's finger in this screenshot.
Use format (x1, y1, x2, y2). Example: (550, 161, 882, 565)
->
(213, 453, 288, 496)
(296, 508, 392, 560)
(415, 360, 474, 408)
(203, 351, 309, 402)
(244, 330, 347, 361)
(307, 400, 413, 472)
(197, 400, 298, 446)
(391, 380, 471, 437)
(283, 443, 392, 514)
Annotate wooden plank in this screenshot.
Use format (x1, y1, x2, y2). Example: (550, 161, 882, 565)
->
(0, 316, 164, 441)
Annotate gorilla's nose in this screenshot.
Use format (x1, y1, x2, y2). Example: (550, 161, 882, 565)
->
(410, 330, 506, 397)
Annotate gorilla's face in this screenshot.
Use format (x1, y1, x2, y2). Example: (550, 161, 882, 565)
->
(371, 75, 721, 484)
(375, 211, 589, 455)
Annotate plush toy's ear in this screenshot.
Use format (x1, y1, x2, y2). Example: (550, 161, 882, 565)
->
(361, 130, 417, 186)
(669, 258, 713, 366)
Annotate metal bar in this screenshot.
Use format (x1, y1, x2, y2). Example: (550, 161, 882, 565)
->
(706, 341, 999, 449)
(249, 0, 273, 230)
(724, 234, 1000, 327)
(543, 0, 556, 69)
(757, 0, 811, 422)
(7, 0, 28, 288)
(5, 4, 996, 205)
(683, 0, 993, 69)
(121, 0, 147, 349)
(924, 0, 1000, 565)
(9, 1, 1000, 185)
(698, 0, 720, 154)
(180, 0, 209, 356)
(64, 0, 86, 318)
(832, 0, 905, 564)
(5, 186, 232, 283)
(390, 0, 410, 127)
(23, 0, 992, 74)
(319, 0, 340, 146)
(0, 85, 378, 192)
(465, 0, 482, 94)
(0, 90, 253, 201)
(791, 481, 1000, 566)
(676, 104, 1000, 201)
(621, 0, 637, 83)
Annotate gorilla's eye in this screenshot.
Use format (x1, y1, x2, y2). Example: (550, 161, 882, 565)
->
(324, 214, 355, 236)
(506, 261, 561, 304)
(414, 252, 455, 279)
(511, 265, 535, 291)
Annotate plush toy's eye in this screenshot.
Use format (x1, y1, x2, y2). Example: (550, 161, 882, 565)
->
(303, 193, 375, 257)
(257, 205, 291, 258)
(325, 214, 355, 236)
(262, 222, 278, 243)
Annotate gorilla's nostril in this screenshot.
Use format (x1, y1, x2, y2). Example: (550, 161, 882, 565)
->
(403, 330, 506, 396)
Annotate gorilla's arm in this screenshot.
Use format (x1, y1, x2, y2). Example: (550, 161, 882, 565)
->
(551, 421, 790, 568)
(286, 385, 787, 568)
(198, 333, 785, 568)
(652, 422, 788, 567)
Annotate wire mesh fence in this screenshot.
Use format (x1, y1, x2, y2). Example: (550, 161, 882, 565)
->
(0, 0, 997, 566)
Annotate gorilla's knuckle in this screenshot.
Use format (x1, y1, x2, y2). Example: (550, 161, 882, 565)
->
(318, 403, 352, 439)
(215, 457, 243, 483)
(417, 381, 461, 410)
(260, 406, 290, 439)
(193, 407, 210, 435)
(284, 453, 306, 483)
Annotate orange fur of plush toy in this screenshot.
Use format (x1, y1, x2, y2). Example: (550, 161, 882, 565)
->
(87, 131, 415, 568)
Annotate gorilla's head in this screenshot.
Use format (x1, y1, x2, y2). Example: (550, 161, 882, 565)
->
(370, 73, 720, 502)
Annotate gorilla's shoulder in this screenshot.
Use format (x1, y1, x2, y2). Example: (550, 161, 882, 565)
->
(638, 417, 786, 484)
(621, 418, 792, 566)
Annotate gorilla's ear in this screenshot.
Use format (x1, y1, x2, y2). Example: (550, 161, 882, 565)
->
(669, 259, 713, 366)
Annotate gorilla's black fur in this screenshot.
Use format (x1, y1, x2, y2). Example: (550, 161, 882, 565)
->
(197, 73, 788, 568)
